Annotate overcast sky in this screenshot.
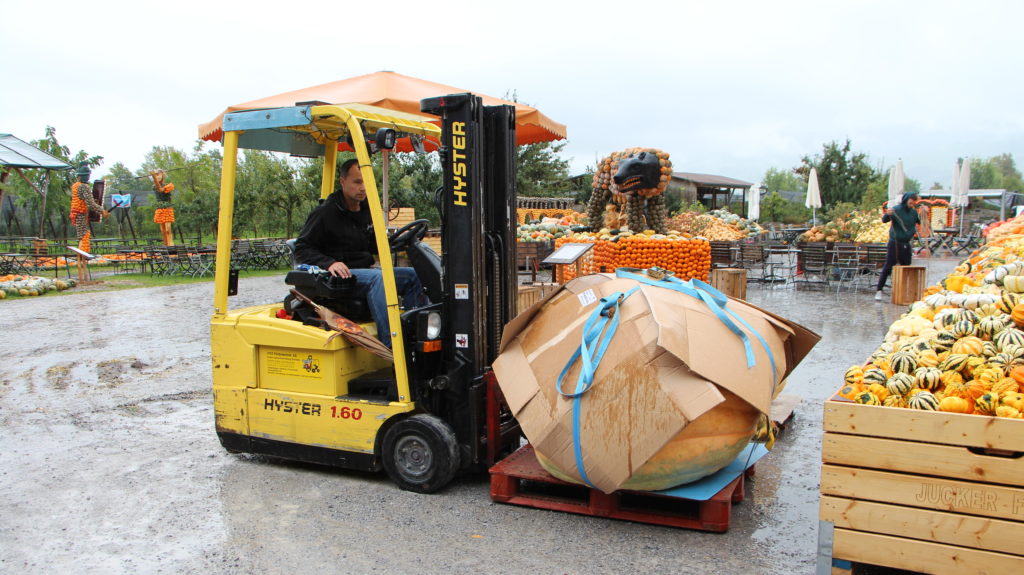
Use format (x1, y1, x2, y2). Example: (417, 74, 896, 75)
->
(3, 0, 1021, 190)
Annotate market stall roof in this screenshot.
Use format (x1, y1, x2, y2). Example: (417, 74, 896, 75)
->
(921, 188, 1007, 198)
(199, 71, 567, 150)
(672, 172, 753, 188)
(0, 134, 71, 170)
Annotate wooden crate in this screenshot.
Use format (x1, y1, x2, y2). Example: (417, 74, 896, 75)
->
(710, 268, 746, 300)
(819, 397, 1024, 574)
(422, 234, 441, 255)
(516, 283, 558, 315)
(516, 241, 554, 268)
(891, 265, 926, 305)
(387, 207, 416, 229)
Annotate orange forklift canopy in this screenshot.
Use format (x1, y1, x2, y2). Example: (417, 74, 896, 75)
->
(199, 71, 566, 151)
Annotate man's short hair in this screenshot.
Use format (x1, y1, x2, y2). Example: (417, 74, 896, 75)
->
(340, 158, 360, 179)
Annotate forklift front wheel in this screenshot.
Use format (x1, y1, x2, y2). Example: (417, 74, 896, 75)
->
(382, 414, 460, 493)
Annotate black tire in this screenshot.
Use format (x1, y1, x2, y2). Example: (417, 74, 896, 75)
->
(381, 414, 460, 493)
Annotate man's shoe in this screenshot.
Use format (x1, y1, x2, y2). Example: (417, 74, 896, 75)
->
(874, 291, 883, 301)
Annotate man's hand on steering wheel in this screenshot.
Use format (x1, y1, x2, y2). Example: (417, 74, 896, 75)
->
(388, 219, 430, 252)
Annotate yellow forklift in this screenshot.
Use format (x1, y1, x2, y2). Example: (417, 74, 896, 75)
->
(211, 94, 522, 492)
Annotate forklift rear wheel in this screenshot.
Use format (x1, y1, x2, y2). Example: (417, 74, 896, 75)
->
(382, 414, 460, 493)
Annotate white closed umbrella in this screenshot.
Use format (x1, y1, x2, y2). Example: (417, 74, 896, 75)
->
(887, 159, 905, 207)
(958, 158, 971, 233)
(805, 167, 822, 224)
(950, 161, 962, 209)
(747, 183, 761, 221)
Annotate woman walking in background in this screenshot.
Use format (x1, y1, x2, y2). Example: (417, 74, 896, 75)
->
(875, 192, 921, 300)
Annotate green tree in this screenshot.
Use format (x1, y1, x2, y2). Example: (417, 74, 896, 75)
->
(762, 167, 804, 194)
(516, 140, 572, 197)
(136, 143, 222, 242)
(969, 154, 1023, 192)
(2, 127, 103, 239)
(760, 191, 787, 222)
(795, 139, 883, 208)
(387, 151, 442, 226)
(235, 150, 310, 238)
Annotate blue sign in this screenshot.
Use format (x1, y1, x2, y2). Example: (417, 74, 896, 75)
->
(110, 194, 132, 208)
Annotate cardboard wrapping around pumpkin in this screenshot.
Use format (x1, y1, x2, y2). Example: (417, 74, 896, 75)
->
(493, 273, 819, 493)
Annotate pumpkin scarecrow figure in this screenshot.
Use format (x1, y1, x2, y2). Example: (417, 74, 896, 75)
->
(586, 148, 673, 234)
(69, 162, 106, 253)
(149, 170, 175, 246)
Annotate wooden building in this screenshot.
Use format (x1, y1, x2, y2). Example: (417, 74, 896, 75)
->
(670, 172, 753, 210)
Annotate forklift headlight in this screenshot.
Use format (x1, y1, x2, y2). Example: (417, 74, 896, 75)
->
(425, 312, 442, 340)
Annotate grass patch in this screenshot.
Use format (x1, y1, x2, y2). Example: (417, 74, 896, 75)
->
(1, 268, 288, 299)
(96, 268, 287, 290)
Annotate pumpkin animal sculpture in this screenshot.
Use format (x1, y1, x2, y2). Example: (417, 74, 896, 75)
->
(586, 148, 673, 234)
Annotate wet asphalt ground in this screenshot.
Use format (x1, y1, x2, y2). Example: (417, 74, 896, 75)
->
(0, 255, 960, 574)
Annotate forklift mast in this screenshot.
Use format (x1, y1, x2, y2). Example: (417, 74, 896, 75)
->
(420, 94, 517, 465)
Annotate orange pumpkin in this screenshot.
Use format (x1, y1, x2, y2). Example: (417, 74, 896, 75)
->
(939, 395, 974, 414)
(944, 378, 986, 402)
(1013, 303, 1024, 327)
(992, 377, 1020, 396)
(1010, 365, 1024, 385)
(951, 336, 985, 356)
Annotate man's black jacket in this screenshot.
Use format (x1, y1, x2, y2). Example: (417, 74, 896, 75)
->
(294, 192, 377, 269)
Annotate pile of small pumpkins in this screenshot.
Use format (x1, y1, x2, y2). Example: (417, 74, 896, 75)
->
(843, 234, 1024, 418)
(554, 230, 711, 282)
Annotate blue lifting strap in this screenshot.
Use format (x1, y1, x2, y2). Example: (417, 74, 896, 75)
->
(554, 285, 640, 487)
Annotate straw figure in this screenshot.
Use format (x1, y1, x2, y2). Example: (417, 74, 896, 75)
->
(150, 170, 175, 246)
(69, 163, 106, 253)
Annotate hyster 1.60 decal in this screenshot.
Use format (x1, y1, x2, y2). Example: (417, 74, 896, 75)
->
(262, 399, 362, 420)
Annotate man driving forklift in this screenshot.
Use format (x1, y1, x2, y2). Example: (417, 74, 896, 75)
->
(294, 157, 427, 349)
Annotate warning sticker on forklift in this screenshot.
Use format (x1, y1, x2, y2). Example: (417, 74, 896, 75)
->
(455, 333, 469, 348)
(264, 349, 323, 379)
(455, 284, 469, 299)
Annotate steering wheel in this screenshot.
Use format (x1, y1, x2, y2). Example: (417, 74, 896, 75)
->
(389, 219, 430, 252)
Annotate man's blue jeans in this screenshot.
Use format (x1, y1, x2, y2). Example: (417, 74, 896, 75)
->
(350, 267, 425, 349)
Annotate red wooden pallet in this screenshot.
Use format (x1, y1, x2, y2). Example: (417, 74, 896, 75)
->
(489, 445, 750, 532)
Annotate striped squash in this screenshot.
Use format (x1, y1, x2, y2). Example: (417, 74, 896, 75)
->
(889, 352, 917, 375)
(854, 391, 882, 406)
(914, 366, 943, 391)
(930, 330, 958, 352)
(862, 368, 888, 386)
(883, 394, 909, 408)
(843, 365, 864, 386)
(975, 393, 1000, 415)
(950, 319, 978, 339)
(885, 373, 915, 397)
(995, 328, 1024, 351)
(908, 391, 940, 410)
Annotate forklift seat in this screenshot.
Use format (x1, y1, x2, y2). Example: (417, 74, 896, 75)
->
(284, 271, 373, 324)
(285, 238, 297, 268)
(404, 240, 442, 303)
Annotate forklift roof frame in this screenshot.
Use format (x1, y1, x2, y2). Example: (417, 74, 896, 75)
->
(213, 103, 441, 404)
